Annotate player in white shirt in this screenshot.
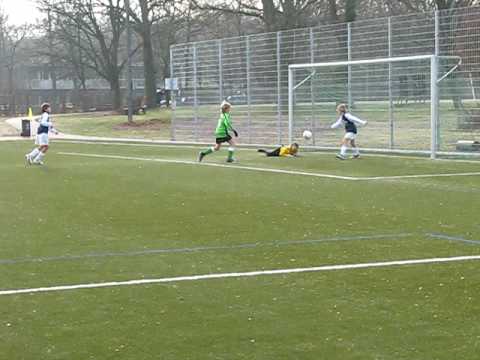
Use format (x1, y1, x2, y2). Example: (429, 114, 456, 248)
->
(330, 103, 367, 160)
(25, 103, 58, 165)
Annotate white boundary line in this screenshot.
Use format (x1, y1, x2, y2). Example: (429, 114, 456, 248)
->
(58, 152, 480, 181)
(2, 255, 479, 296)
(58, 152, 359, 180)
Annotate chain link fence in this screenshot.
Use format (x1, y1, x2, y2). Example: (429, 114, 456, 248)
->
(171, 7, 480, 155)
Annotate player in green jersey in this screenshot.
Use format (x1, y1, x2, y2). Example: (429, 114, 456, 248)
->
(198, 101, 238, 163)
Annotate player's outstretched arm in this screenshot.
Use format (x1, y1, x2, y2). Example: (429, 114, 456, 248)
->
(331, 117, 343, 129)
(345, 113, 367, 126)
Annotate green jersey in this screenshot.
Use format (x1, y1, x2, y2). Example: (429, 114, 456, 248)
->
(215, 112, 233, 137)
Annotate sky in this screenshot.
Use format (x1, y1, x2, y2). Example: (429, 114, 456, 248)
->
(1, 0, 41, 25)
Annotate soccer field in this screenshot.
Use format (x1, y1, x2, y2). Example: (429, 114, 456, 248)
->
(1, 140, 479, 359)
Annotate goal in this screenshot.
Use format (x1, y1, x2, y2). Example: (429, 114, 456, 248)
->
(288, 55, 461, 159)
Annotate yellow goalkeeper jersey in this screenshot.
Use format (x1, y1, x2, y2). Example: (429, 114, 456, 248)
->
(279, 145, 298, 156)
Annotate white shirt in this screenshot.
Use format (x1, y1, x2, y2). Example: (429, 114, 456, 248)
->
(39, 112, 53, 128)
(330, 112, 367, 129)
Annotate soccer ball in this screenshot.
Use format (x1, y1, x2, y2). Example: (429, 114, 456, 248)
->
(302, 130, 312, 140)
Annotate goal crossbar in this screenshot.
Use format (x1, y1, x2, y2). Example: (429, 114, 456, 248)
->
(290, 54, 461, 71)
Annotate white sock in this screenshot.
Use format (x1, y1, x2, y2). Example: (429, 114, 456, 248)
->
(28, 148, 40, 158)
(33, 152, 45, 163)
(340, 145, 348, 156)
(353, 147, 359, 155)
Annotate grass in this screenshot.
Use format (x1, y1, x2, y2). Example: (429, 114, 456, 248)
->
(1, 141, 479, 359)
(53, 108, 172, 140)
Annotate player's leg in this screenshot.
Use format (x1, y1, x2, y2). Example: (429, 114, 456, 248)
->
(226, 136, 236, 162)
(336, 137, 349, 160)
(351, 139, 360, 158)
(26, 137, 42, 164)
(33, 143, 48, 164)
(199, 140, 222, 162)
(266, 147, 281, 157)
(258, 147, 280, 156)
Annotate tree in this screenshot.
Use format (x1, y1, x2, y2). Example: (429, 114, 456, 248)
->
(38, 0, 129, 111)
(0, 15, 29, 115)
(193, 0, 320, 32)
(345, 0, 357, 22)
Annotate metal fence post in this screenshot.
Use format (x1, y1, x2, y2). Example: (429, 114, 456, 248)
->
(193, 44, 198, 141)
(431, 55, 439, 159)
(347, 22, 352, 108)
(276, 32, 282, 145)
(435, 10, 440, 56)
(246, 35, 252, 144)
(309, 28, 315, 145)
(288, 66, 293, 144)
(218, 40, 223, 103)
(388, 17, 394, 149)
(169, 47, 176, 141)
(434, 10, 441, 150)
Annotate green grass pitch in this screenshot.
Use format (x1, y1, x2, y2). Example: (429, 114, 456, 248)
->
(1, 140, 479, 359)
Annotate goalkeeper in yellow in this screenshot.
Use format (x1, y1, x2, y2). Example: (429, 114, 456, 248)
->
(198, 101, 238, 163)
(257, 143, 299, 157)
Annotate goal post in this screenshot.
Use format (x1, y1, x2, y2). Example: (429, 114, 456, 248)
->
(288, 55, 461, 159)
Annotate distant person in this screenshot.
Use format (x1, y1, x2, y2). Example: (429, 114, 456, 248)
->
(330, 103, 367, 160)
(25, 103, 58, 165)
(398, 75, 409, 105)
(198, 101, 238, 163)
(257, 143, 299, 157)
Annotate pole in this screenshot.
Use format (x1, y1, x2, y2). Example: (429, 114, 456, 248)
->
(434, 10, 440, 149)
(169, 47, 176, 141)
(246, 35, 251, 143)
(288, 66, 293, 144)
(193, 44, 198, 141)
(276, 32, 282, 145)
(309, 28, 315, 145)
(430, 55, 438, 160)
(218, 40, 223, 102)
(347, 22, 352, 108)
(125, 0, 133, 123)
(388, 17, 394, 149)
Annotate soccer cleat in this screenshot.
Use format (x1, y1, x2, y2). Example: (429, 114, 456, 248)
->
(336, 154, 346, 160)
(33, 161, 44, 166)
(25, 154, 31, 166)
(352, 154, 360, 159)
(198, 151, 205, 162)
(226, 158, 235, 163)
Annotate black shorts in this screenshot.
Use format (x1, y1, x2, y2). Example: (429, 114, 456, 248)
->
(265, 147, 281, 157)
(216, 135, 232, 144)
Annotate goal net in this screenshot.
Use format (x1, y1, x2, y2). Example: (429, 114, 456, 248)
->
(288, 55, 462, 159)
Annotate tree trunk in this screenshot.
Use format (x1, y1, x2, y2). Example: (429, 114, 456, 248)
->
(262, 0, 277, 32)
(328, 0, 339, 23)
(134, 1, 157, 109)
(8, 67, 15, 116)
(141, 23, 157, 109)
(110, 76, 122, 112)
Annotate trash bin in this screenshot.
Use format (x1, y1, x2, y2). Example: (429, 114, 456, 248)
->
(21, 119, 31, 137)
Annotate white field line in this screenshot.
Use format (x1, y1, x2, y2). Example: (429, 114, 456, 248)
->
(57, 152, 358, 180)
(1, 255, 479, 296)
(360, 172, 480, 180)
(58, 152, 480, 181)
